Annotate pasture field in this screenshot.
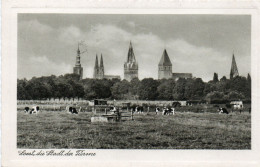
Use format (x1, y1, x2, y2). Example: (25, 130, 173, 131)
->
(17, 110, 251, 149)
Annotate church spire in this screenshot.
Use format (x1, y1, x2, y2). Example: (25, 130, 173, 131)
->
(77, 42, 80, 54)
(94, 54, 99, 68)
(159, 49, 172, 66)
(230, 52, 239, 79)
(99, 54, 104, 79)
(73, 43, 83, 79)
(127, 41, 136, 63)
(100, 54, 104, 68)
(75, 43, 81, 66)
(93, 54, 99, 79)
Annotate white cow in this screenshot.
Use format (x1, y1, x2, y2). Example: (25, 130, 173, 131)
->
(30, 106, 40, 114)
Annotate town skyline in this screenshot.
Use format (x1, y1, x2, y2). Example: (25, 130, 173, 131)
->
(18, 14, 251, 81)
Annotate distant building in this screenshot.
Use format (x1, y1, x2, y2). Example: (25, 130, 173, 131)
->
(230, 101, 243, 109)
(93, 54, 121, 80)
(104, 75, 121, 80)
(73, 44, 83, 79)
(230, 53, 239, 79)
(124, 41, 138, 81)
(158, 49, 192, 80)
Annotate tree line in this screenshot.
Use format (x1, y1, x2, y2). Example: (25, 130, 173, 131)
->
(17, 73, 251, 103)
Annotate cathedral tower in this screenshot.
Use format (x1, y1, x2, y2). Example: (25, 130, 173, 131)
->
(124, 41, 138, 81)
(158, 49, 172, 79)
(93, 54, 99, 79)
(230, 53, 239, 79)
(73, 44, 83, 79)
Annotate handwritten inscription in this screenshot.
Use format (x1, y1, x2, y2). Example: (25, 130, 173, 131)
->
(18, 150, 96, 156)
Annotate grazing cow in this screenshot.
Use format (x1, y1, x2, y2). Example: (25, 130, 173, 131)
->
(163, 107, 175, 115)
(66, 106, 80, 114)
(218, 107, 229, 114)
(135, 106, 144, 114)
(24, 107, 30, 113)
(110, 106, 117, 113)
(155, 107, 160, 115)
(69, 107, 78, 114)
(30, 106, 40, 114)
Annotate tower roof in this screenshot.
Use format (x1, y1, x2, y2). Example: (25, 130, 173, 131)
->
(77, 43, 80, 54)
(94, 54, 99, 68)
(127, 41, 136, 63)
(159, 49, 172, 66)
(100, 54, 104, 68)
(230, 53, 239, 78)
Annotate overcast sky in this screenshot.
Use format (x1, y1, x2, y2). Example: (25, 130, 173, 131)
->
(18, 14, 251, 81)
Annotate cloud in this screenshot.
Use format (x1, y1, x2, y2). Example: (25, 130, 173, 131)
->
(18, 18, 249, 81)
(19, 19, 53, 34)
(18, 55, 72, 79)
(126, 21, 136, 28)
(58, 25, 82, 45)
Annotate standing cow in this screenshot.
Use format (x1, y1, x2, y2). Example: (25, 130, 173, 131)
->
(30, 106, 40, 114)
(218, 107, 229, 114)
(135, 106, 144, 114)
(24, 107, 30, 113)
(155, 107, 160, 115)
(66, 106, 79, 114)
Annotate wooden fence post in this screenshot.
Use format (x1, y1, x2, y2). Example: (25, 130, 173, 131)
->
(131, 111, 134, 120)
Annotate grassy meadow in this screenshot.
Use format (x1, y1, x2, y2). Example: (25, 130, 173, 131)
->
(17, 109, 251, 149)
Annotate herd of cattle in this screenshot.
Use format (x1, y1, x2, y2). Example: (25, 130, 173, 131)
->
(23, 105, 234, 115)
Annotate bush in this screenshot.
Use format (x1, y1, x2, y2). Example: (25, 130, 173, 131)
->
(225, 103, 231, 108)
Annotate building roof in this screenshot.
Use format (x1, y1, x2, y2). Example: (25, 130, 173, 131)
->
(94, 54, 99, 68)
(127, 41, 136, 63)
(230, 53, 239, 78)
(100, 54, 104, 68)
(159, 49, 172, 66)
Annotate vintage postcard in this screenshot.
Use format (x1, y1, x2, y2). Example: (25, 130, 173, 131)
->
(2, 0, 260, 166)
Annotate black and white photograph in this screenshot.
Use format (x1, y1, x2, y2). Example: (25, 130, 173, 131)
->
(16, 14, 251, 149)
(3, 1, 260, 166)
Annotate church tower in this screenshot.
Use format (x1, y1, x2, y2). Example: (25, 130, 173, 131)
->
(99, 54, 105, 79)
(158, 49, 172, 79)
(230, 53, 239, 79)
(93, 54, 99, 79)
(124, 41, 138, 81)
(73, 44, 83, 79)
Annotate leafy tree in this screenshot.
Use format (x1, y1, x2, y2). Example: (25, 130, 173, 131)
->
(173, 78, 186, 100)
(227, 91, 245, 101)
(220, 76, 227, 82)
(157, 79, 175, 100)
(111, 80, 130, 99)
(138, 78, 159, 100)
(205, 91, 225, 103)
(213, 73, 219, 82)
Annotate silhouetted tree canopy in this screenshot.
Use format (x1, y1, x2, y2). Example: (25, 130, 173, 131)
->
(17, 74, 251, 103)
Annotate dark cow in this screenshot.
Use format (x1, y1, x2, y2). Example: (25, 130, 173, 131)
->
(155, 107, 160, 115)
(163, 107, 175, 115)
(30, 106, 40, 114)
(135, 106, 144, 114)
(24, 107, 30, 113)
(68, 107, 78, 114)
(110, 106, 117, 113)
(218, 107, 229, 114)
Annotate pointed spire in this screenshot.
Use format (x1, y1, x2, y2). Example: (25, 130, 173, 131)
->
(77, 42, 80, 54)
(247, 73, 251, 82)
(230, 52, 239, 79)
(100, 54, 104, 68)
(159, 49, 172, 66)
(94, 54, 99, 69)
(127, 41, 136, 63)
